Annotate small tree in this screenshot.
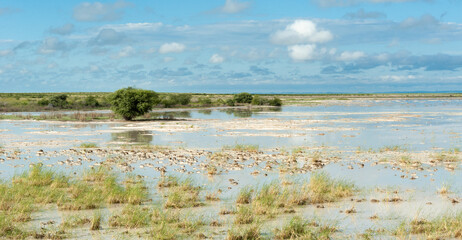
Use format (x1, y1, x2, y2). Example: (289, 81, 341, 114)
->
(110, 87, 159, 120)
(234, 92, 253, 104)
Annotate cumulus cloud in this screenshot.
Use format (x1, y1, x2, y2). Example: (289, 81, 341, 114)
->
(73, 0, 132, 22)
(271, 20, 333, 45)
(209, 54, 225, 63)
(49, 23, 75, 35)
(220, 0, 250, 13)
(159, 42, 186, 54)
(343, 8, 386, 19)
(313, 0, 429, 7)
(90, 28, 125, 45)
(337, 51, 366, 61)
(288, 44, 316, 61)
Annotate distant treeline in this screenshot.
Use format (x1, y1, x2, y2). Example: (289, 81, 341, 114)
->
(0, 92, 282, 112)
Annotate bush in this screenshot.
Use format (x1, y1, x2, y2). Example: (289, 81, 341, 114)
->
(234, 92, 253, 104)
(110, 87, 159, 120)
(226, 99, 235, 106)
(161, 94, 192, 107)
(175, 93, 192, 105)
(37, 99, 49, 106)
(269, 97, 282, 106)
(50, 94, 69, 108)
(215, 98, 225, 106)
(251, 96, 268, 106)
(84, 96, 100, 107)
(197, 97, 212, 106)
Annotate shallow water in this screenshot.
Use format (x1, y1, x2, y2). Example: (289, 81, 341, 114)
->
(1, 99, 462, 238)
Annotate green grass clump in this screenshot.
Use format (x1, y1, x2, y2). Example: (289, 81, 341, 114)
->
(236, 187, 253, 204)
(379, 145, 407, 152)
(58, 181, 105, 210)
(61, 215, 91, 229)
(109, 205, 152, 228)
(274, 216, 337, 239)
(252, 183, 281, 216)
(432, 151, 460, 162)
(0, 212, 28, 239)
(227, 223, 261, 240)
(394, 213, 462, 239)
(234, 206, 255, 224)
(306, 172, 356, 204)
(91, 212, 102, 230)
(79, 142, 98, 148)
(224, 144, 259, 153)
(160, 176, 203, 209)
(234, 174, 355, 218)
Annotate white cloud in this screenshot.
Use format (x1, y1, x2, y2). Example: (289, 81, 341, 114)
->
(337, 51, 366, 61)
(271, 20, 333, 45)
(380, 75, 416, 82)
(116, 46, 134, 58)
(159, 42, 186, 54)
(73, 0, 132, 22)
(209, 54, 225, 63)
(313, 0, 427, 7)
(220, 0, 250, 14)
(288, 44, 316, 61)
(102, 22, 163, 32)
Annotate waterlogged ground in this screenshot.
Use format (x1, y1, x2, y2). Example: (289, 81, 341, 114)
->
(0, 99, 462, 239)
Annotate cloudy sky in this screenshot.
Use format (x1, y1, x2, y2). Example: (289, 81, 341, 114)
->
(1, 0, 462, 93)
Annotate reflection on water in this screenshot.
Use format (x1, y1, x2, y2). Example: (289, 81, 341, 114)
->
(111, 130, 153, 144)
(219, 106, 282, 118)
(149, 111, 191, 120)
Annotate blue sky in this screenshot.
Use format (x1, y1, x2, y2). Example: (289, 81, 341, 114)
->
(1, 0, 462, 93)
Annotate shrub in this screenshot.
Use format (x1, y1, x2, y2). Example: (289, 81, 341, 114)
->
(84, 96, 100, 107)
(216, 98, 226, 106)
(226, 99, 235, 106)
(50, 94, 69, 108)
(37, 99, 49, 106)
(110, 87, 159, 120)
(197, 97, 212, 106)
(234, 92, 253, 104)
(269, 97, 282, 106)
(251, 96, 267, 105)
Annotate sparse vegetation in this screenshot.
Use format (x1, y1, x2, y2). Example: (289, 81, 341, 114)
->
(274, 216, 337, 239)
(79, 142, 98, 148)
(394, 213, 462, 239)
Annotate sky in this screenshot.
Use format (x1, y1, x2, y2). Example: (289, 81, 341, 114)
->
(1, 0, 462, 93)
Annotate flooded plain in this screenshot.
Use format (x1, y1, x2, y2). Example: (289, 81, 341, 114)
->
(1, 99, 462, 239)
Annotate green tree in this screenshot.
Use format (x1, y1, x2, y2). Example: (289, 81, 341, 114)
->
(110, 87, 159, 120)
(233, 92, 253, 104)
